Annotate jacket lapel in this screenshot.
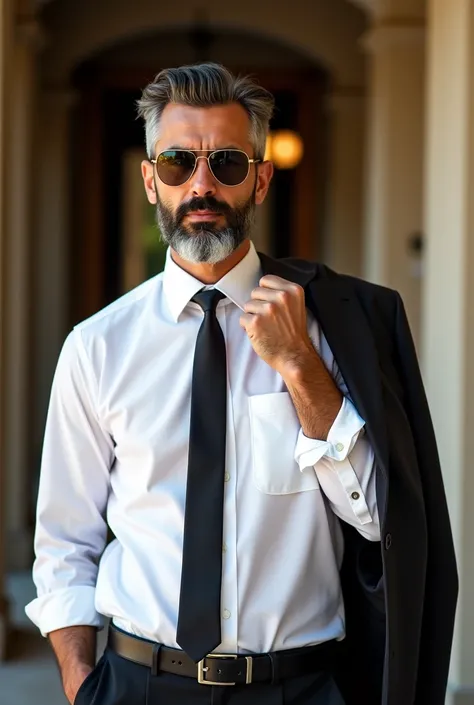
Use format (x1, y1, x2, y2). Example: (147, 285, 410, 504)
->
(258, 252, 389, 483)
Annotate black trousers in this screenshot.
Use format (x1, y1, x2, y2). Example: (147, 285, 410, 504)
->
(75, 648, 346, 705)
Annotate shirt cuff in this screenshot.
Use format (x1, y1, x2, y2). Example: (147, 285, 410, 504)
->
(25, 585, 104, 637)
(294, 397, 365, 471)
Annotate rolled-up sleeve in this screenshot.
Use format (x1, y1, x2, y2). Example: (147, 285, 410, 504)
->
(294, 396, 365, 467)
(25, 329, 114, 636)
(294, 396, 379, 540)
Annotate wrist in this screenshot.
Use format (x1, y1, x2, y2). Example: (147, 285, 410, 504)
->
(277, 345, 321, 382)
(64, 662, 94, 705)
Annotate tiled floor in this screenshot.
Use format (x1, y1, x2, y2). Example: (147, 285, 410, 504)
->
(0, 572, 107, 705)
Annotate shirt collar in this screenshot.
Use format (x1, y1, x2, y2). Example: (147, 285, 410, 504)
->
(162, 241, 262, 322)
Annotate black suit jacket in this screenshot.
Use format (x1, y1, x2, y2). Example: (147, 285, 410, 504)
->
(258, 252, 458, 705)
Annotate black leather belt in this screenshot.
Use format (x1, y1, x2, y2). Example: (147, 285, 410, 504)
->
(108, 626, 340, 686)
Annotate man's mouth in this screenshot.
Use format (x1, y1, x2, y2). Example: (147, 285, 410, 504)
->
(186, 210, 222, 221)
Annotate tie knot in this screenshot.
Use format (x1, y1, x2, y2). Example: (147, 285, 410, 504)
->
(192, 289, 226, 313)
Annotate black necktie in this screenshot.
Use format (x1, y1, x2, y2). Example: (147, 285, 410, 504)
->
(176, 288, 227, 662)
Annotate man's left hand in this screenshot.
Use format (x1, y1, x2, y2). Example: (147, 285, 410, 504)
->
(240, 275, 315, 374)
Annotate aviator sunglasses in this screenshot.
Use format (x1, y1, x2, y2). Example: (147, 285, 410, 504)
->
(151, 149, 261, 187)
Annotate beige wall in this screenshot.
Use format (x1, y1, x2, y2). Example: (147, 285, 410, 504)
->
(361, 15, 425, 348)
(323, 91, 366, 276)
(423, 0, 474, 701)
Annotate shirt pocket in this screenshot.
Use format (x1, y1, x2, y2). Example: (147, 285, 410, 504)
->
(248, 391, 320, 495)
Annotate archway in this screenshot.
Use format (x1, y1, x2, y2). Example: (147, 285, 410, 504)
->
(39, 0, 366, 88)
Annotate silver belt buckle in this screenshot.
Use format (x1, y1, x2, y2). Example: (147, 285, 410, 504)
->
(197, 653, 253, 686)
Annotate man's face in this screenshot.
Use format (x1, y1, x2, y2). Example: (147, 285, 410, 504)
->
(141, 102, 273, 264)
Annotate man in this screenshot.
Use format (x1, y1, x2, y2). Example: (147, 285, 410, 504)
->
(26, 63, 458, 705)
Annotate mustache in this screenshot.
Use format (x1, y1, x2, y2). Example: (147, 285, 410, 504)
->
(175, 196, 233, 223)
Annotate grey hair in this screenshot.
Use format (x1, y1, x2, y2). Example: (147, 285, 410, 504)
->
(136, 62, 275, 160)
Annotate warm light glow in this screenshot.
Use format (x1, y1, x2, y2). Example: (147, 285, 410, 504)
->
(264, 134, 273, 162)
(264, 130, 304, 169)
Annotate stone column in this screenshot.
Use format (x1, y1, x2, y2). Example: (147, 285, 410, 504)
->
(423, 1, 474, 702)
(361, 12, 426, 348)
(0, 0, 15, 660)
(32, 87, 77, 488)
(2, 15, 45, 573)
(323, 91, 365, 277)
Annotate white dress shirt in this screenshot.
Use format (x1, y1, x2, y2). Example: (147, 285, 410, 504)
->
(26, 241, 379, 654)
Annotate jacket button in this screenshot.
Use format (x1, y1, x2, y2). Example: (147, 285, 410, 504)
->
(384, 533, 392, 550)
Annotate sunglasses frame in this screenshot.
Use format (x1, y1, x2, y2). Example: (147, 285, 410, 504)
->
(150, 148, 262, 188)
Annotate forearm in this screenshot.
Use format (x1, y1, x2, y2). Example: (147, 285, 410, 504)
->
(281, 349, 342, 440)
(49, 626, 97, 703)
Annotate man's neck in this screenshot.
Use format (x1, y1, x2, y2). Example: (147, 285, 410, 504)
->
(170, 239, 251, 285)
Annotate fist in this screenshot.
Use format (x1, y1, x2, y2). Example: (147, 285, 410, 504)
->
(240, 275, 314, 373)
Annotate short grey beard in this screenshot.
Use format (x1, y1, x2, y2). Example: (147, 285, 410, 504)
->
(155, 196, 256, 264)
(164, 228, 242, 264)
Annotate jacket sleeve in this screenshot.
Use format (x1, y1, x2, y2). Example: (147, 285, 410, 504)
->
(393, 292, 458, 704)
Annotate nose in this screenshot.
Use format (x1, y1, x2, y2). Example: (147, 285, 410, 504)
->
(189, 155, 217, 197)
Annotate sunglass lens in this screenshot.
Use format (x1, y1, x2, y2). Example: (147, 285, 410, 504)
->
(209, 150, 250, 186)
(156, 151, 196, 186)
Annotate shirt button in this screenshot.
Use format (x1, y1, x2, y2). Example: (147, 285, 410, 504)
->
(222, 542, 227, 553)
(224, 472, 231, 482)
(335, 442, 344, 452)
(351, 491, 360, 501)
(223, 609, 231, 620)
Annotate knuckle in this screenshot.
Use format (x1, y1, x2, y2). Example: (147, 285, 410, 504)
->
(290, 283, 303, 295)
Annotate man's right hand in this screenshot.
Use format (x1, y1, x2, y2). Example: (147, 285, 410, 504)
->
(64, 663, 94, 705)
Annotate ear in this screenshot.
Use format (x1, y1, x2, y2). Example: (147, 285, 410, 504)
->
(142, 160, 157, 204)
(255, 161, 274, 206)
